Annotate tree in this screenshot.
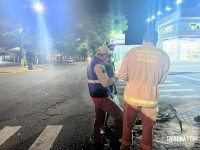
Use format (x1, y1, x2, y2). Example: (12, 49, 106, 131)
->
(0, 19, 43, 66)
(75, 12, 128, 57)
(53, 34, 79, 62)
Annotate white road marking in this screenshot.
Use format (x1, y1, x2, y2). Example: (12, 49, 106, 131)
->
(0, 126, 21, 145)
(118, 82, 127, 85)
(29, 125, 63, 150)
(177, 75, 200, 82)
(160, 95, 200, 99)
(159, 84, 180, 87)
(165, 81, 174, 83)
(160, 89, 194, 92)
(117, 85, 126, 89)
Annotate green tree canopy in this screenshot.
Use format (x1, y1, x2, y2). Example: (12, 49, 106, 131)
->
(75, 12, 128, 56)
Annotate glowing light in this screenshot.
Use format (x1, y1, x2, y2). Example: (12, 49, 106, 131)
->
(166, 6, 172, 11)
(111, 31, 115, 35)
(176, 0, 182, 5)
(151, 15, 155, 20)
(190, 23, 197, 30)
(18, 28, 23, 34)
(147, 18, 151, 22)
(87, 56, 92, 62)
(33, 3, 44, 12)
(157, 11, 162, 16)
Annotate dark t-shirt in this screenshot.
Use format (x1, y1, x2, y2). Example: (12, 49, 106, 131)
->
(105, 62, 115, 97)
(105, 62, 115, 78)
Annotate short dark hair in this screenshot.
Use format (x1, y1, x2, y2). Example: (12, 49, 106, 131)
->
(143, 30, 158, 45)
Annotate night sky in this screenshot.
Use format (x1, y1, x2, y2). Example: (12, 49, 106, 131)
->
(0, 0, 199, 45)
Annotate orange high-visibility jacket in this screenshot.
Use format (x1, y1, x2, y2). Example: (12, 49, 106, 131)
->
(117, 43, 170, 107)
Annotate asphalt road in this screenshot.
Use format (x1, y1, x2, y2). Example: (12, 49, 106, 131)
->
(0, 62, 94, 150)
(0, 62, 200, 150)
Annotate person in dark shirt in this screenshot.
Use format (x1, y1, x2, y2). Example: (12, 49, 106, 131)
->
(104, 53, 116, 98)
(104, 53, 118, 128)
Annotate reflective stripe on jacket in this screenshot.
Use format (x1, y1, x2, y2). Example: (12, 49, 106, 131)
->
(88, 80, 100, 83)
(124, 96, 158, 107)
(87, 56, 109, 98)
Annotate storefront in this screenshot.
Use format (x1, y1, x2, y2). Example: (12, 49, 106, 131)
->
(156, 7, 200, 61)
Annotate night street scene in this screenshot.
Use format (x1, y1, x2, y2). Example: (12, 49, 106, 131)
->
(0, 0, 200, 150)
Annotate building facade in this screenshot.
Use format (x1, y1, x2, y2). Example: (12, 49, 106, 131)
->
(156, 7, 200, 61)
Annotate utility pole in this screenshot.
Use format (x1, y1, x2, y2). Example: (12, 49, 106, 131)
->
(19, 27, 24, 67)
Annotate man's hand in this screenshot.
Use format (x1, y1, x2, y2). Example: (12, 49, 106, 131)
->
(114, 84, 117, 95)
(120, 73, 129, 81)
(114, 89, 118, 95)
(114, 76, 118, 82)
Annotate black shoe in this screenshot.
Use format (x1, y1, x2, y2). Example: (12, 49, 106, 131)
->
(103, 125, 112, 136)
(94, 141, 104, 150)
(110, 135, 121, 150)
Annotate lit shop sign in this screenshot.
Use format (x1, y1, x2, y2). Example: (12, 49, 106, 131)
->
(110, 34, 125, 45)
(162, 26, 173, 34)
(190, 23, 200, 30)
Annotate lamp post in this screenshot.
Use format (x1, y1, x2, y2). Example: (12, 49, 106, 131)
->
(33, 1, 44, 64)
(19, 27, 24, 67)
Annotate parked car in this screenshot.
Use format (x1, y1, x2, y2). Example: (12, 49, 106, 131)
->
(67, 58, 73, 63)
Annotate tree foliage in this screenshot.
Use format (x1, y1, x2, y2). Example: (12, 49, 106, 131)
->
(0, 21, 36, 52)
(75, 12, 128, 56)
(0, 11, 128, 62)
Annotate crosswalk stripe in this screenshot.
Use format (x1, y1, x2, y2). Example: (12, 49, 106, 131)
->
(118, 82, 127, 85)
(29, 125, 63, 150)
(117, 85, 126, 89)
(158, 84, 180, 87)
(160, 95, 200, 98)
(165, 81, 174, 83)
(160, 89, 194, 92)
(0, 126, 21, 145)
(177, 75, 200, 82)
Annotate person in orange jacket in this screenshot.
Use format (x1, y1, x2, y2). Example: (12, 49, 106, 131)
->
(117, 30, 170, 150)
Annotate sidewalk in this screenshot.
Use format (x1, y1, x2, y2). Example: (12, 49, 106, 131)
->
(169, 60, 200, 73)
(0, 62, 42, 73)
(0, 61, 200, 74)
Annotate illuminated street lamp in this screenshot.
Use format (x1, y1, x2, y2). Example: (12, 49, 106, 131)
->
(166, 6, 172, 11)
(176, 0, 183, 5)
(157, 11, 162, 16)
(151, 15, 155, 20)
(147, 18, 151, 22)
(33, 2, 44, 12)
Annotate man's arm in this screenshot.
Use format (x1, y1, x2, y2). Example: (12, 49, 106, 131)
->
(116, 52, 129, 81)
(94, 64, 118, 87)
(160, 55, 170, 84)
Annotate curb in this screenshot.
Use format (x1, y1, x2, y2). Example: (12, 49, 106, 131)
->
(0, 67, 42, 74)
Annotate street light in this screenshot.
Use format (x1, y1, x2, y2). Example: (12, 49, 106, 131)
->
(157, 11, 162, 16)
(33, 2, 44, 12)
(147, 18, 151, 22)
(166, 6, 172, 11)
(176, 0, 183, 5)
